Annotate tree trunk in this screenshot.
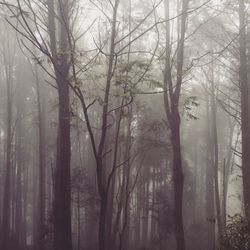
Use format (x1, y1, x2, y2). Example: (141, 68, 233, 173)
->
(47, 0, 72, 249)
(54, 75, 72, 250)
(163, 1, 189, 248)
(238, 0, 250, 221)
(205, 94, 215, 250)
(222, 123, 234, 229)
(14, 97, 23, 248)
(77, 189, 81, 250)
(1, 54, 13, 250)
(98, 191, 108, 250)
(36, 66, 46, 250)
(210, 63, 223, 241)
(171, 110, 185, 250)
(222, 158, 226, 231)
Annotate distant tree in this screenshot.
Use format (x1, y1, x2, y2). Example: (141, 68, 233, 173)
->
(33, 60, 46, 250)
(0, 23, 15, 250)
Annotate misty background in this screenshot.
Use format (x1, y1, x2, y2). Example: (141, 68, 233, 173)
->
(0, 1, 248, 250)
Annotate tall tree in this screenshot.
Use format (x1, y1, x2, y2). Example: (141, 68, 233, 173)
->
(34, 63, 46, 250)
(205, 91, 215, 250)
(163, 0, 189, 249)
(238, 0, 250, 221)
(47, 0, 72, 249)
(1, 25, 15, 250)
(210, 62, 223, 242)
(71, 1, 122, 249)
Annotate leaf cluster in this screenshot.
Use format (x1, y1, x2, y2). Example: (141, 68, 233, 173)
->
(221, 214, 250, 250)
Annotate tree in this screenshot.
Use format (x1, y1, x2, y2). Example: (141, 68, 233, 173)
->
(34, 60, 46, 250)
(238, 0, 250, 223)
(47, 1, 72, 249)
(0, 1, 248, 250)
(1, 23, 15, 250)
(3, 0, 75, 249)
(163, 0, 189, 249)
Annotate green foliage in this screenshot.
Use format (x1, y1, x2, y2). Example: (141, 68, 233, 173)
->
(119, 62, 135, 73)
(221, 214, 250, 250)
(148, 79, 163, 89)
(183, 96, 199, 120)
(183, 95, 199, 108)
(118, 59, 151, 74)
(115, 75, 131, 87)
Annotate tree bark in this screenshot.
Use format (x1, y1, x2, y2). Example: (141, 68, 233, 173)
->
(79, 2, 120, 250)
(1, 48, 14, 250)
(163, 1, 189, 249)
(171, 110, 185, 250)
(210, 68, 223, 241)
(238, 0, 250, 221)
(47, 0, 72, 249)
(54, 74, 72, 250)
(205, 94, 215, 250)
(98, 190, 108, 250)
(35, 65, 46, 250)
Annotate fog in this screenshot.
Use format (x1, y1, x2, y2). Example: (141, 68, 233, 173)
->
(0, 1, 248, 250)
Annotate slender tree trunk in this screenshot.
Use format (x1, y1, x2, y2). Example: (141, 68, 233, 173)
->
(222, 123, 234, 230)
(35, 66, 46, 250)
(120, 114, 132, 250)
(14, 97, 23, 248)
(238, 0, 250, 221)
(205, 95, 215, 250)
(210, 62, 223, 242)
(171, 110, 185, 250)
(96, 2, 120, 250)
(222, 158, 226, 230)
(98, 189, 108, 250)
(1, 55, 13, 250)
(22, 166, 28, 247)
(106, 178, 115, 249)
(77, 189, 81, 250)
(142, 170, 150, 248)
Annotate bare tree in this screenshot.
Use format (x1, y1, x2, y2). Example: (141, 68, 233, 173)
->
(238, 0, 250, 222)
(1, 24, 15, 250)
(163, 0, 189, 249)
